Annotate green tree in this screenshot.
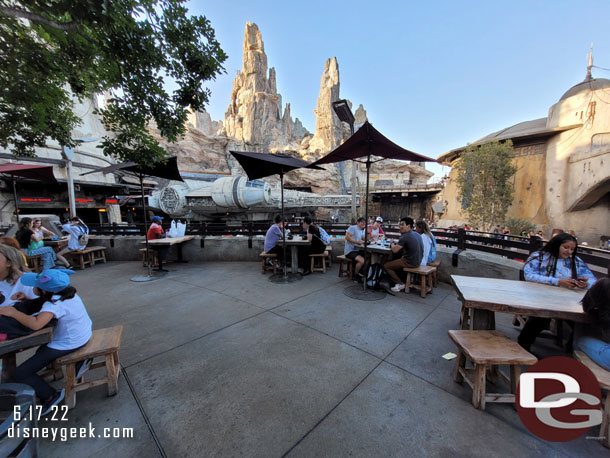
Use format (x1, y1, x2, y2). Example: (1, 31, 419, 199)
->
(0, 0, 227, 166)
(455, 140, 517, 231)
(504, 217, 536, 237)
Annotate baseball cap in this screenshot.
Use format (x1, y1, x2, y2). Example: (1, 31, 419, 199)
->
(375, 217, 383, 223)
(151, 216, 163, 222)
(20, 269, 75, 293)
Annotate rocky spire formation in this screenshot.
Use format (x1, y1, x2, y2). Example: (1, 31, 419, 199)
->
(222, 22, 305, 150)
(147, 22, 431, 196)
(307, 57, 346, 155)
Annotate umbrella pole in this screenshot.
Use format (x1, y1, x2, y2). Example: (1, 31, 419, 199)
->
(280, 172, 288, 278)
(140, 173, 152, 277)
(11, 173, 18, 223)
(363, 156, 371, 292)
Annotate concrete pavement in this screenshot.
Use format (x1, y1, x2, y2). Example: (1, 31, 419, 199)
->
(33, 261, 605, 458)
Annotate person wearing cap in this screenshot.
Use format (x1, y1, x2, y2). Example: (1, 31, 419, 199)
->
(0, 268, 92, 415)
(367, 217, 385, 243)
(147, 216, 169, 268)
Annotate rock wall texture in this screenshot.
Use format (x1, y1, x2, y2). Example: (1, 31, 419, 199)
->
(150, 22, 430, 196)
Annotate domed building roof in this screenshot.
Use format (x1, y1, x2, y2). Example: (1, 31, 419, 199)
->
(559, 77, 610, 101)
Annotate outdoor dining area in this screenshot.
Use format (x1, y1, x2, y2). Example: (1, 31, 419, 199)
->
(0, 257, 603, 458)
(1, 123, 609, 457)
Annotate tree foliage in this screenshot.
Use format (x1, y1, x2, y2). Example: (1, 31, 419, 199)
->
(455, 140, 517, 231)
(0, 0, 227, 166)
(504, 217, 536, 236)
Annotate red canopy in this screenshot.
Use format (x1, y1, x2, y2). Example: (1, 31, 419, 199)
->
(0, 163, 58, 184)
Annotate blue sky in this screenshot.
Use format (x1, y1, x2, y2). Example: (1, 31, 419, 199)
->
(187, 0, 610, 177)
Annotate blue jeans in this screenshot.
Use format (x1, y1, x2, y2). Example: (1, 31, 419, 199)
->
(574, 336, 610, 370)
(15, 344, 74, 399)
(24, 246, 56, 270)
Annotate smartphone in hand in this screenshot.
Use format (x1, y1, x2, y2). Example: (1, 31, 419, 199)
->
(576, 278, 588, 288)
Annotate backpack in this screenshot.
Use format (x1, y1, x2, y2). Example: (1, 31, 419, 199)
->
(317, 226, 331, 245)
(366, 263, 384, 288)
(77, 226, 89, 247)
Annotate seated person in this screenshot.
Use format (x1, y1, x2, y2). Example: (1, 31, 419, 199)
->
(367, 217, 385, 243)
(415, 220, 436, 266)
(344, 217, 366, 279)
(15, 217, 57, 270)
(0, 268, 92, 414)
(298, 217, 326, 276)
(57, 216, 89, 269)
(264, 215, 284, 265)
(146, 216, 168, 268)
(383, 217, 423, 292)
(518, 233, 597, 352)
(574, 276, 610, 370)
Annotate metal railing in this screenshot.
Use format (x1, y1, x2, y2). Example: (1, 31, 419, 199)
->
(86, 223, 610, 274)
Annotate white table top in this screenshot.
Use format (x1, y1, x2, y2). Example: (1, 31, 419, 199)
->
(141, 235, 195, 246)
(451, 275, 588, 322)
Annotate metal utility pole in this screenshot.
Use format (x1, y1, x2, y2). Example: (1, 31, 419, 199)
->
(61, 146, 77, 218)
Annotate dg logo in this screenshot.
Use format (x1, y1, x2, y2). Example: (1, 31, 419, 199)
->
(516, 356, 603, 442)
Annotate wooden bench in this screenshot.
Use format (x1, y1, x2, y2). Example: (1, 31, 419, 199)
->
(337, 254, 353, 280)
(448, 330, 537, 410)
(574, 351, 610, 448)
(260, 252, 277, 274)
(310, 251, 329, 273)
(57, 325, 123, 409)
(427, 259, 441, 287)
(325, 245, 332, 266)
(403, 265, 437, 298)
(139, 248, 159, 267)
(66, 246, 107, 270)
(26, 255, 42, 273)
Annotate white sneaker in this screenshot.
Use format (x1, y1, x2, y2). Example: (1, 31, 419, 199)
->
(391, 284, 406, 292)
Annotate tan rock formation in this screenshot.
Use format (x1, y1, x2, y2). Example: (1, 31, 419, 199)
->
(307, 57, 346, 155)
(147, 22, 431, 199)
(222, 22, 306, 151)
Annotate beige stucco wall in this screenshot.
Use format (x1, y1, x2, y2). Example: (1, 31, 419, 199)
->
(545, 87, 610, 243)
(437, 147, 548, 229)
(438, 83, 610, 244)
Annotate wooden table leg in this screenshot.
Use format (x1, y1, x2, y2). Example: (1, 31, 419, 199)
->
(473, 363, 487, 410)
(291, 245, 299, 274)
(470, 309, 495, 330)
(1, 354, 16, 382)
(601, 392, 610, 448)
(510, 365, 521, 395)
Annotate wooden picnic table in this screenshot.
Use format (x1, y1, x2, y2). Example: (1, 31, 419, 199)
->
(363, 243, 393, 266)
(0, 328, 53, 382)
(279, 238, 311, 274)
(141, 235, 195, 271)
(451, 275, 589, 330)
(44, 236, 69, 251)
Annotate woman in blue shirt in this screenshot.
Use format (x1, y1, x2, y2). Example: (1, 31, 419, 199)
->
(518, 233, 596, 351)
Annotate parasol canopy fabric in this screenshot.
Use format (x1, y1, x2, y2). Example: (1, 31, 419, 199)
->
(0, 163, 58, 184)
(80, 156, 183, 181)
(229, 151, 323, 181)
(313, 121, 436, 165)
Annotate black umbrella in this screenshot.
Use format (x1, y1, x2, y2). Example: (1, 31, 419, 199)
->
(81, 157, 183, 280)
(230, 151, 323, 283)
(0, 163, 58, 221)
(313, 121, 437, 297)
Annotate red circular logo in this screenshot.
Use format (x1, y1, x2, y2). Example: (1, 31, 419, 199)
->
(516, 356, 602, 442)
